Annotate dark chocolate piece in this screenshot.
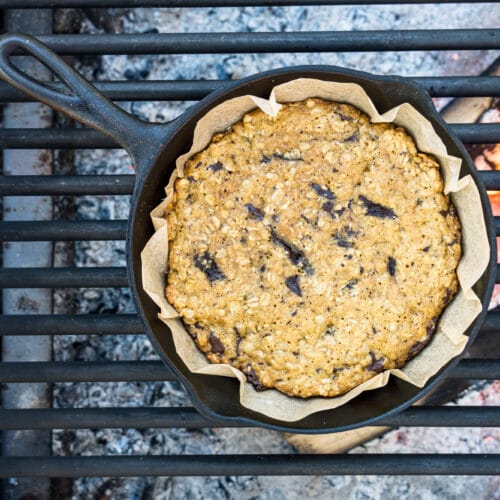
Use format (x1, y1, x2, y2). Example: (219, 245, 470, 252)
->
(439, 209, 448, 217)
(407, 317, 438, 360)
(285, 275, 302, 297)
(207, 161, 223, 172)
(325, 325, 336, 335)
(244, 366, 267, 391)
(337, 112, 354, 122)
(423, 245, 430, 252)
(344, 279, 359, 290)
(343, 133, 358, 142)
(311, 182, 336, 200)
(244, 203, 264, 221)
(387, 256, 396, 276)
(270, 229, 314, 275)
(193, 251, 226, 283)
(372, 326, 377, 335)
(273, 152, 304, 162)
(259, 264, 266, 273)
(368, 351, 385, 373)
(260, 154, 272, 163)
(359, 195, 397, 219)
(209, 332, 225, 354)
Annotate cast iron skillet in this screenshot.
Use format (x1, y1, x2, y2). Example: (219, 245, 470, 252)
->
(0, 33, 495, 433)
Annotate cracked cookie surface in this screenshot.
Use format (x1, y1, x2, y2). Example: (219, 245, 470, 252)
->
(165, 98, 461, 398)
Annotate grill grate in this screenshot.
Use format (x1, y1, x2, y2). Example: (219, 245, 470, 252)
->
(0, 0, 499, 485)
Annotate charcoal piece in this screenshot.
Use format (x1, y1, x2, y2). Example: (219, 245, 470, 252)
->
(344, 279, 358, 290)
(311, 182, 336, 200)
(244, 366, 267, 391)
(273, 152, 304, 162)
(207, 161, 224, 172)
(260, 154, 272, 163)
(244, 203, 264, 221)
(285, 275, 302, 297)
(343, 133, 358, 142)
(359, 195, 397, 219)
(270, 229, 314, 275)
(387, 256, 397, 276)
(193, 251, 226, 283)
(209, 333, 225, 354)
(368, 351, 385, 373)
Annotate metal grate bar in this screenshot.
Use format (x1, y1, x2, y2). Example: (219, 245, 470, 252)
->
(0, 175, 135, 195)
(0, 361, 176, 383)
(0, 124, 497, 149)
(3, 264, 499, 289)
(29, 31, 500, 55)
(4, 0, 497, 8)
(0, 267, 128, 288)
(0, 406, 499, 430)
(0, 359, 496, 383)
(1, 454, 499, 478)
(1, 312, 497, 336)
(2, 217, 499, 241)
(1, 171, 499, 195)
(0, 314, 143, 335)
(0, 220, 128, 242)
(0, 77, 498, 102)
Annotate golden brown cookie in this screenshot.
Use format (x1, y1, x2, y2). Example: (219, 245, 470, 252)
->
(165, 98, 461, 398)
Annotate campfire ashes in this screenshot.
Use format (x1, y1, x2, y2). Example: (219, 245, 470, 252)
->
(51, 4, 500, 498)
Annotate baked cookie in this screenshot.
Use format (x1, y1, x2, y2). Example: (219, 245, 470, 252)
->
(165, 98, 461, 398)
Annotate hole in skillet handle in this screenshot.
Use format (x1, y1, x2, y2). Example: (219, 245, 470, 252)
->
(0, 32, 169, 171)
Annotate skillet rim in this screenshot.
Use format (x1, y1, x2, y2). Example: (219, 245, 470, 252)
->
(127, 64, 496, 433)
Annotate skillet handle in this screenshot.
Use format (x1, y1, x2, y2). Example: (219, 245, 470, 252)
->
(0, 33, 166, 167)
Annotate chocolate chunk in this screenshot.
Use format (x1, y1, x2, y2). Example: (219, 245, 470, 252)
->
(343, 133, 358, 142)
(244, 203, 264, 221)
(416, 198, 423, 206)
(387, 256, 396, 276)
(343, 226, 359, 238)
(260, 154, 272, 163)
(344, 279, 359, 290)
(244, 365, 267, 391)
(360, 266, 365, 274)
(209, 332, 225, 354)
(443, 287, 455, 306)
(285, 275, 302, 297)
(407, 317, 438, 360)
(193, 251, 226, 283)
(291, 310, 298, 317)
(372, 326, 377, 334)
(273, 152, 304, 162)
(439, 209, 449, 217)
(336, 238, 353, 248)
(240, 236, 247, 244)
(207, 161, 223, 172)
(259, 264, 266, 273)
(423, 245, 430, 252)
(332, 167, 339, 173)
(368, 351, 385, 373)
(270, 229, 314, 275)
(322, 201, 334, 213)
(325, 325, 336, 335)
(337, 112, 354, 122)
(311, 182, 336, 200)
(359, 195, 397, 219)
(234, 328, 242, 356)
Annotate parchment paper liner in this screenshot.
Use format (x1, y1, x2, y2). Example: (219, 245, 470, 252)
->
(141, 78, 490, 422)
